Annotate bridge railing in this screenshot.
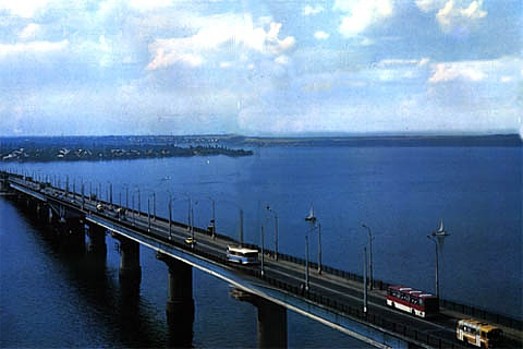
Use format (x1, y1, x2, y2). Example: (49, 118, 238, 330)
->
(439, 299, 522, 330)
(5, 172, 522, 333)
(259, 273, 465, 349)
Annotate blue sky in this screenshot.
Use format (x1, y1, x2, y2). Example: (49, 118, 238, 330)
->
(0, 0, 521, 136)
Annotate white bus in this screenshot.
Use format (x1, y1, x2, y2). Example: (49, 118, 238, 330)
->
(226, 245, 259, 265)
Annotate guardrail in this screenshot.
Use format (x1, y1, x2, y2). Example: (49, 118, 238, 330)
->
(5, 171, 522, 334)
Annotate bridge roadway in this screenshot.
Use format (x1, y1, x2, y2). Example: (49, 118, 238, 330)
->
(3, 173, 522, 349)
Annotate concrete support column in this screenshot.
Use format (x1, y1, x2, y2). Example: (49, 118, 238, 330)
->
(36, 203, 43, 219)
(256, 298, 287, 349)
(118, 237, 142, 287)
(157, 253, 194, 347)
(166, 258, 194, 326)
(48, 206, 54, 224)
(60, 217, 86, 254)
(86, 224, 107, 257)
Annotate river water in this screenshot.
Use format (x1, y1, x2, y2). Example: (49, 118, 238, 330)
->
(0, 143, 521, 348)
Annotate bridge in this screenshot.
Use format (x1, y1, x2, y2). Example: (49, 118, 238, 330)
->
(1, 171, 521, 349)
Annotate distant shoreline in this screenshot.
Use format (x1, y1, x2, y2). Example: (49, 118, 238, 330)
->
(0, 134, 520, 163)
(239, 133, 522, 147)
(0, 136, 254, 163)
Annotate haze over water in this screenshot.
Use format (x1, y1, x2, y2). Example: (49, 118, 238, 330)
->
(1, 140, 521, 348)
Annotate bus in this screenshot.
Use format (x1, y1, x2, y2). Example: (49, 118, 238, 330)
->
(456, 319, 503, 348)
(386, 285, 439, 318)
(226, 245, 259, 265)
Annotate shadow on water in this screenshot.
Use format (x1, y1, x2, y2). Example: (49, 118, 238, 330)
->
(7, 196, 194, 348)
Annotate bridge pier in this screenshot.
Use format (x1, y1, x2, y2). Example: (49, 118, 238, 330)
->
(157, 253, 194, 347)
(57, 217, 86, 254)
(230, 289, 287, 348)
(48, 206, 55, 224)
(115, 236, 142, 288)
(86, 223, 107, 260)
(256, 298, 287, 349)
(35, 202, 44, 221)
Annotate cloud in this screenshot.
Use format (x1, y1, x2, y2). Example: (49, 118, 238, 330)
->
(18, 23, 41, 41)
(415, 0, 487, 34)
(429, 62, 485, 83)
(377, 58, 430, 68)
(334, 0, 394, 37)
(414, 0, 447, 12)
(302, 4, 325, 16)
(146, 41, 205, 69)
(314, 31, 330, 40)
(429, 57, 522, 84)
(0, 40, 69, 59)
(274, 55, 290, 65)
(129, 0, 173, 12)
(146, 13, 295, 70)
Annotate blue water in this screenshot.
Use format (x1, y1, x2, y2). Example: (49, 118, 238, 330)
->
(1, 144, 521, 348)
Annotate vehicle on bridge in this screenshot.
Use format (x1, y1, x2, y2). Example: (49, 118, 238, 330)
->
(456, 319, 503, 348)
(386, 285, 439, 318)
(185, 236, 196, 247)
(226, 245, 259, 265)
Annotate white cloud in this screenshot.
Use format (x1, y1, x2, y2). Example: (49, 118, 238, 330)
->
(129, 0, 173, 12)
(429, 62, 485, 83)
(428, 58, 523, 85)
(18, 23, 41, 41)
(416, 0, 487, 33)
(302, 4, 325, 16)
(146, 13, 295, 70)
(314, 31, 330, 40)
(377, 58, 430, 68)
(334, 0, 394, 37)
(275, 55, 290, 65)
(0, 40, 69, 59)
(414, 0, 446, 12)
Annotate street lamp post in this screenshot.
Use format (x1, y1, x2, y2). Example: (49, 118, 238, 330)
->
(274, 213, 279, 260)
(317, 223, 322, 274)
(266, 206, 279, 260)
(305, 206, 321, 274)
(260, 225, 265, 276)
(427, 235, 439, 298)
(81, 181, 85, 210)
(134, 188, 141, 213)
(207, 197, 216, 238)
(191, 199, 197, 242)
(108, 182, 113, 205)
(168, 194, 173, 240)
(239, 209, 244, 247)
(152, 192, 156, 220)
(363, 247, 368, 315)
(147, 195, 151, 231)
(362, 223, 374, 290)
(305, 233, 310, 291)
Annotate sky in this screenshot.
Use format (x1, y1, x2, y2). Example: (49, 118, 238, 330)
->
(0, 0, 521, 136)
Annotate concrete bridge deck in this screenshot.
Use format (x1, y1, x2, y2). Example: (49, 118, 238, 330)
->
(1, 171, 521, 349)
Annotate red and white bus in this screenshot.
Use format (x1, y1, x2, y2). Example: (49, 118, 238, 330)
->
(386, 285, 439, 318)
